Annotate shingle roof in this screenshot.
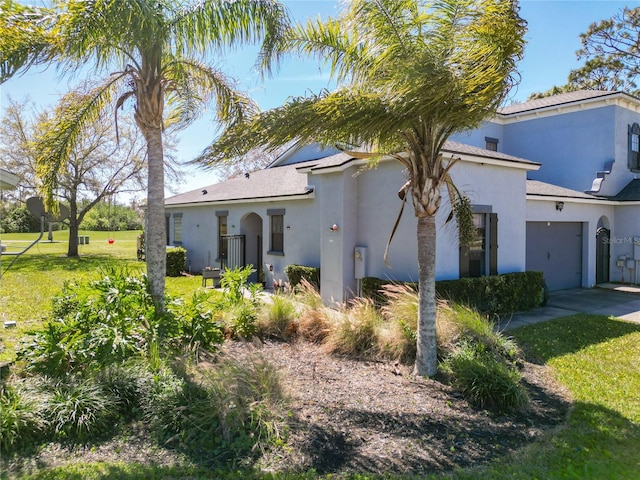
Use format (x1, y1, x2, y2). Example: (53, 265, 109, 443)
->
(499, 90, 620, 115)
(608, 179, 640, 201)
(443, 140, 538, 166)
(165, 158, 321, 205)
(166, 143, 539, 206)
(526, 180, 599, 199)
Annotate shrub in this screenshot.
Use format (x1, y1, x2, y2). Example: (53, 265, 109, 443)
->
(441, 343, 529, 413)
(285, 265, 320, 290)
(169, 291, 225, 357)
(361, 271, 545, 314)
(18, 266, 157, 376)
(44, 376, 119, 441)
(257, 295, 298, 340)
(166, 247, 187, 277)
(0, 381, 48, 452)
(325, 298, 382, 358)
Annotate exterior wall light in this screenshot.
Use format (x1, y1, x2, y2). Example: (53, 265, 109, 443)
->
(555, 201, 564, 211)
(330, 224, 339, 232)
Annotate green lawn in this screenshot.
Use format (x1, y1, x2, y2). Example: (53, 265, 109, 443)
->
(446, 314, 640, 479)
(2, 246, 639, 479)
(0, 230, 203, 363)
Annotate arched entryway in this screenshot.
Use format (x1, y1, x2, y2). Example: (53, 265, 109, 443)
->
(241, 212, 263, 284)
(596, 216, 611, 284)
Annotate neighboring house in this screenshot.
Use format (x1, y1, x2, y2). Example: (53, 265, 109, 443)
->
(165, 90, 640, 302)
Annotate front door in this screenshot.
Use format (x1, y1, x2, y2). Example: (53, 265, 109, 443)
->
(596, 227, 610, 284)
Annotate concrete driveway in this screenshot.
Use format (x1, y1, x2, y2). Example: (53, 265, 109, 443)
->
(498, 286, 640, 331)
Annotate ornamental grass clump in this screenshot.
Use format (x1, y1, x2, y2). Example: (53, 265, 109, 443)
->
(325, 297, 382, 358)
(379, 283, 419, 363)
(257, 294, 298, 340)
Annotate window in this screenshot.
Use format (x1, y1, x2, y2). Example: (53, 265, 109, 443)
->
(173, 213, 182, 244)
(267, 208, 285, 255)
(629, 123, 640, 170)
(460, 209, 497, 278)
(485, 136, 499, 152)
(216, 211, 228, 262)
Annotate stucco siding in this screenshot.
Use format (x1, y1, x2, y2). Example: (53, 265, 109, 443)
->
(450, 121, 506, 152)
(612, 205, 640, 284)
(165, 197, 320, 283)
(504, 107, 616, 193)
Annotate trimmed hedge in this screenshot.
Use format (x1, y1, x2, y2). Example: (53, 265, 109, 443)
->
(285, 264, 320, 289)
(166, 247, 187, 277)
(362, 271, 545, 314)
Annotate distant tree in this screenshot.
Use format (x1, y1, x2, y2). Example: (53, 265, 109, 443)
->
(528, 7, 640, 100)
(0, 95, 147, 256)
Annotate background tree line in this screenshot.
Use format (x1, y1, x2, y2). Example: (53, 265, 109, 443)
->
(0, 199, 143, 234)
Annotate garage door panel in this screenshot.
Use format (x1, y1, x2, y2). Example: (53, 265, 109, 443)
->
(526, 222, 582, 291)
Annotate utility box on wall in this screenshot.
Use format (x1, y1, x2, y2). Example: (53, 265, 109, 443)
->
(354, 246, 367, 279)
(634, 237, 640, 260)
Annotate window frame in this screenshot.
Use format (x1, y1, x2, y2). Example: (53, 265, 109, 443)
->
(216, 210, 228, 263)
(485, 136, 499, 152)
(629, 123, 640, 171)
(173, 213, 183, 245)
(267, 208, 285, 255)
(459, 206, 497, 278)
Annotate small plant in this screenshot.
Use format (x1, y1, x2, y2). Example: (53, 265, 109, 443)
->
(44, 375, 119, 440)
(220, 265, 256, 305)
(224, 302, 258, 340)
(441, 342, 529, 413)
(297, 308, 333, 344)
(257, 295, 298, 340)
(0, 381, 48, 452)
(379, 284, 418, 363)
(169, 291, 225, 358)
(325, 298, 382, 358)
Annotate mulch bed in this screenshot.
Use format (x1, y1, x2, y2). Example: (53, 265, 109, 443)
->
(2, 339, 572, 478)
(237, 339, 572, 476)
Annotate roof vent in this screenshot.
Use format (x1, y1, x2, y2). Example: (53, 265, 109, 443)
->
(202, 189, 208, 195)
(245, 172, 250, 179)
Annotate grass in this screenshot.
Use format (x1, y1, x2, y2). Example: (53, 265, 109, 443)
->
(0, 230, 207, 363)
(446, 314, 640, 479)
(3, 245, 640, 478)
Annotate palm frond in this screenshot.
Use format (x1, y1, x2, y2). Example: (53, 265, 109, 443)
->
(0, 1, 59, 82)
(36, 76, 124, 208)
(163, 58, 258, 132)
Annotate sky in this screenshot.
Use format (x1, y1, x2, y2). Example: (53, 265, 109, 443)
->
(2, 0, 640, 198)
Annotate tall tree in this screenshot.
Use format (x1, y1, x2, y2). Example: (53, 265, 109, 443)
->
(0, 0, 289, 310)
(528, 7, 640, 100)
(0, 95, 149, 257)
(199, 0, 526, 376)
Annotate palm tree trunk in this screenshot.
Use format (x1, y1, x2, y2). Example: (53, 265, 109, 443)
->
(145, 125, 166, 312)
(414, 214, 438, 377)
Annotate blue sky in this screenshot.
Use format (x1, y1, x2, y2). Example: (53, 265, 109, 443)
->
(2, 0, 640, 196)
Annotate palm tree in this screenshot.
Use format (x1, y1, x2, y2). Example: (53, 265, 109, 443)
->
(0, 0, 289, 310)
(198, 0, 526, 376)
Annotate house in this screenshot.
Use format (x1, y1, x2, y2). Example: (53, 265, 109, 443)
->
(165, 90, 640, 303)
